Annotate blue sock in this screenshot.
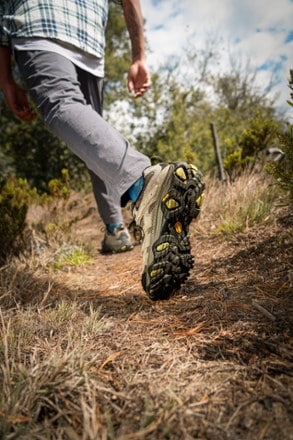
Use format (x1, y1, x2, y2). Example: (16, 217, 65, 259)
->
(128, 176, 144, 202)
(106, 222, 123, 234)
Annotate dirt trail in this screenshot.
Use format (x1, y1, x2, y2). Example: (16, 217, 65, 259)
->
(46, 198, 293, 439)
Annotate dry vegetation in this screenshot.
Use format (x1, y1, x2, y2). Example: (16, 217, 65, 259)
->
(0, 172, 292, 439)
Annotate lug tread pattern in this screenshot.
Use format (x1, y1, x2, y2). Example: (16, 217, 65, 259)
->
(144, 163, 205, 300)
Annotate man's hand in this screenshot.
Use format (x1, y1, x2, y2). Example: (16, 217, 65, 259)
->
(122, 1, 151, 98)
(2, 80, 36, 122)
(0, 46, 35, 121)
(128, 58, 151, 98)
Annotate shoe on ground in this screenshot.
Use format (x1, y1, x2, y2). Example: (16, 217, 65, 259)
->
(101, 224, 134, 254)
(133, 162, 204, 301)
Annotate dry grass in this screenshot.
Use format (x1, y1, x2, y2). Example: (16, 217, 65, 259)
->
(0, 172, 292, 439)
(195, 170, 281, 237)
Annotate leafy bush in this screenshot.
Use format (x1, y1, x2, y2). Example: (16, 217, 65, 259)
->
(223, 148, 249, 177)
(33, 169, 77, 245)
(0, 169, 75, 265)
(40, 168, 71, 203)
(0, 150, 14, 181)
(0, 178, 37, 264)
(266, 70, 293, 205)
(223, 111, 280, 178)
(0, 102, 89, 193)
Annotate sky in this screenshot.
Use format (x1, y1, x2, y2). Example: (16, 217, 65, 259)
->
(140, 0, 293, 116)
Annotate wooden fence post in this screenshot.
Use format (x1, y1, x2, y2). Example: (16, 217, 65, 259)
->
(210, 122, 226, 182)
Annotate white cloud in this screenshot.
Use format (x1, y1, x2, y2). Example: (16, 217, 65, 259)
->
(141, 0, 293, 115)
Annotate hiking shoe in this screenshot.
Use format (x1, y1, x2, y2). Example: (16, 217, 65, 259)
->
(101, 224, 134, 254)
(133, 162, 204, 300)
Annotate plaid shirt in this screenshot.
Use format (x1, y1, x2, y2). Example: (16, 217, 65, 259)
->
(0, 0, 122, 58)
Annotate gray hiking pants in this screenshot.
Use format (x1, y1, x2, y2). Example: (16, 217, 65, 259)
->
(15, 50, 151, 224)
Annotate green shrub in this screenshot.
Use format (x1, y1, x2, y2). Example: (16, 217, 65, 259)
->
(33, 169, 77, 245)
(266, 124, 293, 205)
(0, 102, 89, 193)
(0, 150, 14, 181)
(0, 178, 37, 264)
(223, 148, 250, 177)
(223, 111, 280, 178)
(39, 168, 71, 204)
(266, 70, 293, 205)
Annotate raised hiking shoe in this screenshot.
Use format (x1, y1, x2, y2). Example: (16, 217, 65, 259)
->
(101, 224, 134, 254)
(133, 162, 204, 301)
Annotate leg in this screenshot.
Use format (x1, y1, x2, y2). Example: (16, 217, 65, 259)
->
(15, 50, 150, 224)
(76, 68, 124, 224)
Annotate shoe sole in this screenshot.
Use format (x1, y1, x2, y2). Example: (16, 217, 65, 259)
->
(142, 162, 204, 300)
(100, 244, 134, 255)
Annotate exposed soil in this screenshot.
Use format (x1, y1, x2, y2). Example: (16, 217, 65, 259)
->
(46, 195, 293, 439)
(3, 194, 292, 439)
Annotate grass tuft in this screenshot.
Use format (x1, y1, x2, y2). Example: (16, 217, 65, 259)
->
(53, 245, 93, 270)
(195, 171, 282, 237)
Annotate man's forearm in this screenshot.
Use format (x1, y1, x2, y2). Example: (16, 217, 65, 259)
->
(122, 0, 146, 61)
(0, 45, 14, 88)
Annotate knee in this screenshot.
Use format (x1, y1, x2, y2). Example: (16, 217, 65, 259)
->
(36, 79, 86, 124)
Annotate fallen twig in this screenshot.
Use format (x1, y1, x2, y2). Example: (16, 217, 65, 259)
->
(252, 301, 276, 321)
